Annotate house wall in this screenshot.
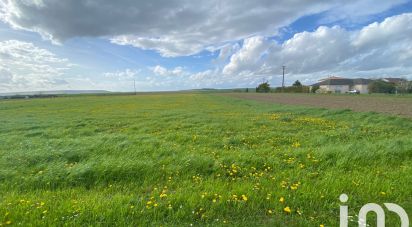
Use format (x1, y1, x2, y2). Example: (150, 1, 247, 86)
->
(320, 85, 350, 93)
(352, 84, 369, 94)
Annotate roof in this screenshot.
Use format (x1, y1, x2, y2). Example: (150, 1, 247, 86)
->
(318, 76, 344, 81)
(382, 78, 407, 83)
(352, 78, 374, 85)
(311, 78, 374, 86)
(320, 78, 352, 85)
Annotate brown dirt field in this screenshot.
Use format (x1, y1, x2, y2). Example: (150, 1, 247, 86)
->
(222, 93, 412, 118)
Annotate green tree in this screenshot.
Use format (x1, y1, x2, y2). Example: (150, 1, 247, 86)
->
(256, 82, 271, 93)
(311, 84, 320, 93)
(368, 80, 396, 94)
(396, 81, 412, 94)
(292, 80, 302, 87)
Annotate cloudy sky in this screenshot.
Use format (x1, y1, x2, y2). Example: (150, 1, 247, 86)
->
(1, 0, 412, 92)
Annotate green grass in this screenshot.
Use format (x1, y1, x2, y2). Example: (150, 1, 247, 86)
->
(0, 93, 411, 226)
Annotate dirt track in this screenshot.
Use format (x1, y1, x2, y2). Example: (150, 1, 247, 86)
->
(223, 93, 412, 118)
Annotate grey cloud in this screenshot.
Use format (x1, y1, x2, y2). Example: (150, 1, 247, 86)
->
(133, 12, 412, 90)
(0, 0, 406, 56)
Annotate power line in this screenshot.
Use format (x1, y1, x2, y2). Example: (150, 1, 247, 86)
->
(282, 65, 286, 92)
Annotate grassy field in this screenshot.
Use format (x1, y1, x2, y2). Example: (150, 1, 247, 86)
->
(0, 93, 411, 226)
(225, 93, 412, 118)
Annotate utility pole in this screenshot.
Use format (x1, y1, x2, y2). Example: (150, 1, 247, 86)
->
(133, 79, 136, 95)
(282, 65, 286, 92)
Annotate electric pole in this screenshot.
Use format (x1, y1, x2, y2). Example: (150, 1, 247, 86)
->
(133, 79, 136, 95)
(282, 65, 286, 92)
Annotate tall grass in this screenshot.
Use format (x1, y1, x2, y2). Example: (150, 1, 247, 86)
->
(0, 93, 411, 226)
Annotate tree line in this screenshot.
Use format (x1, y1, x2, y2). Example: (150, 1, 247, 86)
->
(254, 79, 412, 94)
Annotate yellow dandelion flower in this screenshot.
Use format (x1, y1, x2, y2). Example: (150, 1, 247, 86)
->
(380, 192, 386, 196)
(212, 199, 217, 203)
(279, 197, 285, 203)
(268, 209, 273, 214)
(130, 205, 135, 209)
(283, 206, 291, 214)
(146, 201, 152, 205)
(241, 195, 248, 201)
(320, 225, 325, 227)
(160, 193, 167, 198)
(5, 220, 12, 225)
(292, 142, 301, 148)
(153, 203, 158, 207)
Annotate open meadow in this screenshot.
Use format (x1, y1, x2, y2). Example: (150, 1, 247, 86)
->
(0, 93, 411, 226)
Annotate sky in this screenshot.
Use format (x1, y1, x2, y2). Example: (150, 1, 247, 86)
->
(1, 0, 412, 92)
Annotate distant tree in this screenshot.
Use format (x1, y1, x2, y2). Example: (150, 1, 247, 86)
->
(292, 80, 302, 87)
(311, 85, 320, 93)
(256, 82, 271, 93)
(406, 81, 412, 93)
(246, 88, 249, 93)
(274, 85, 310, 93)
(368, 80, 396, 94)
(396, 81, 412, 94)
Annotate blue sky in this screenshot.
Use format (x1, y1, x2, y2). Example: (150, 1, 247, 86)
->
(1, 0, 412, 92)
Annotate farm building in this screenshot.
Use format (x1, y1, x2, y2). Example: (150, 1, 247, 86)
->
(311, 77, 373, 94)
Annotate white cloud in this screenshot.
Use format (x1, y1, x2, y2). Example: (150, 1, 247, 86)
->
(151, 65, 187, 77)
(222, 36, 273, 75)
(0, 40, 71, 92)
(107, 12, 412, 91)
(103, 69, 140, 80)
(111, 36, 206, 58)
(353, 13, 412, 49)
(221, 13, 412, 86)
(320, 0, 408, 24)
(98, 66, 194, 91)
(280, 26, 351, 74)
(0, 0, 407, 57)
(0, 67, 14, 90)
(152, 65, 168, 77)
(1, 2, 411, 92)
(216, 43, 240, 63)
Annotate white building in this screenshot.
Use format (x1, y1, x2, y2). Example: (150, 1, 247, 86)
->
(311, 77, 373, 94)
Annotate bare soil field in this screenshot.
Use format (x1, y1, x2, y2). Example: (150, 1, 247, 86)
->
(223, 93, 412, 118)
